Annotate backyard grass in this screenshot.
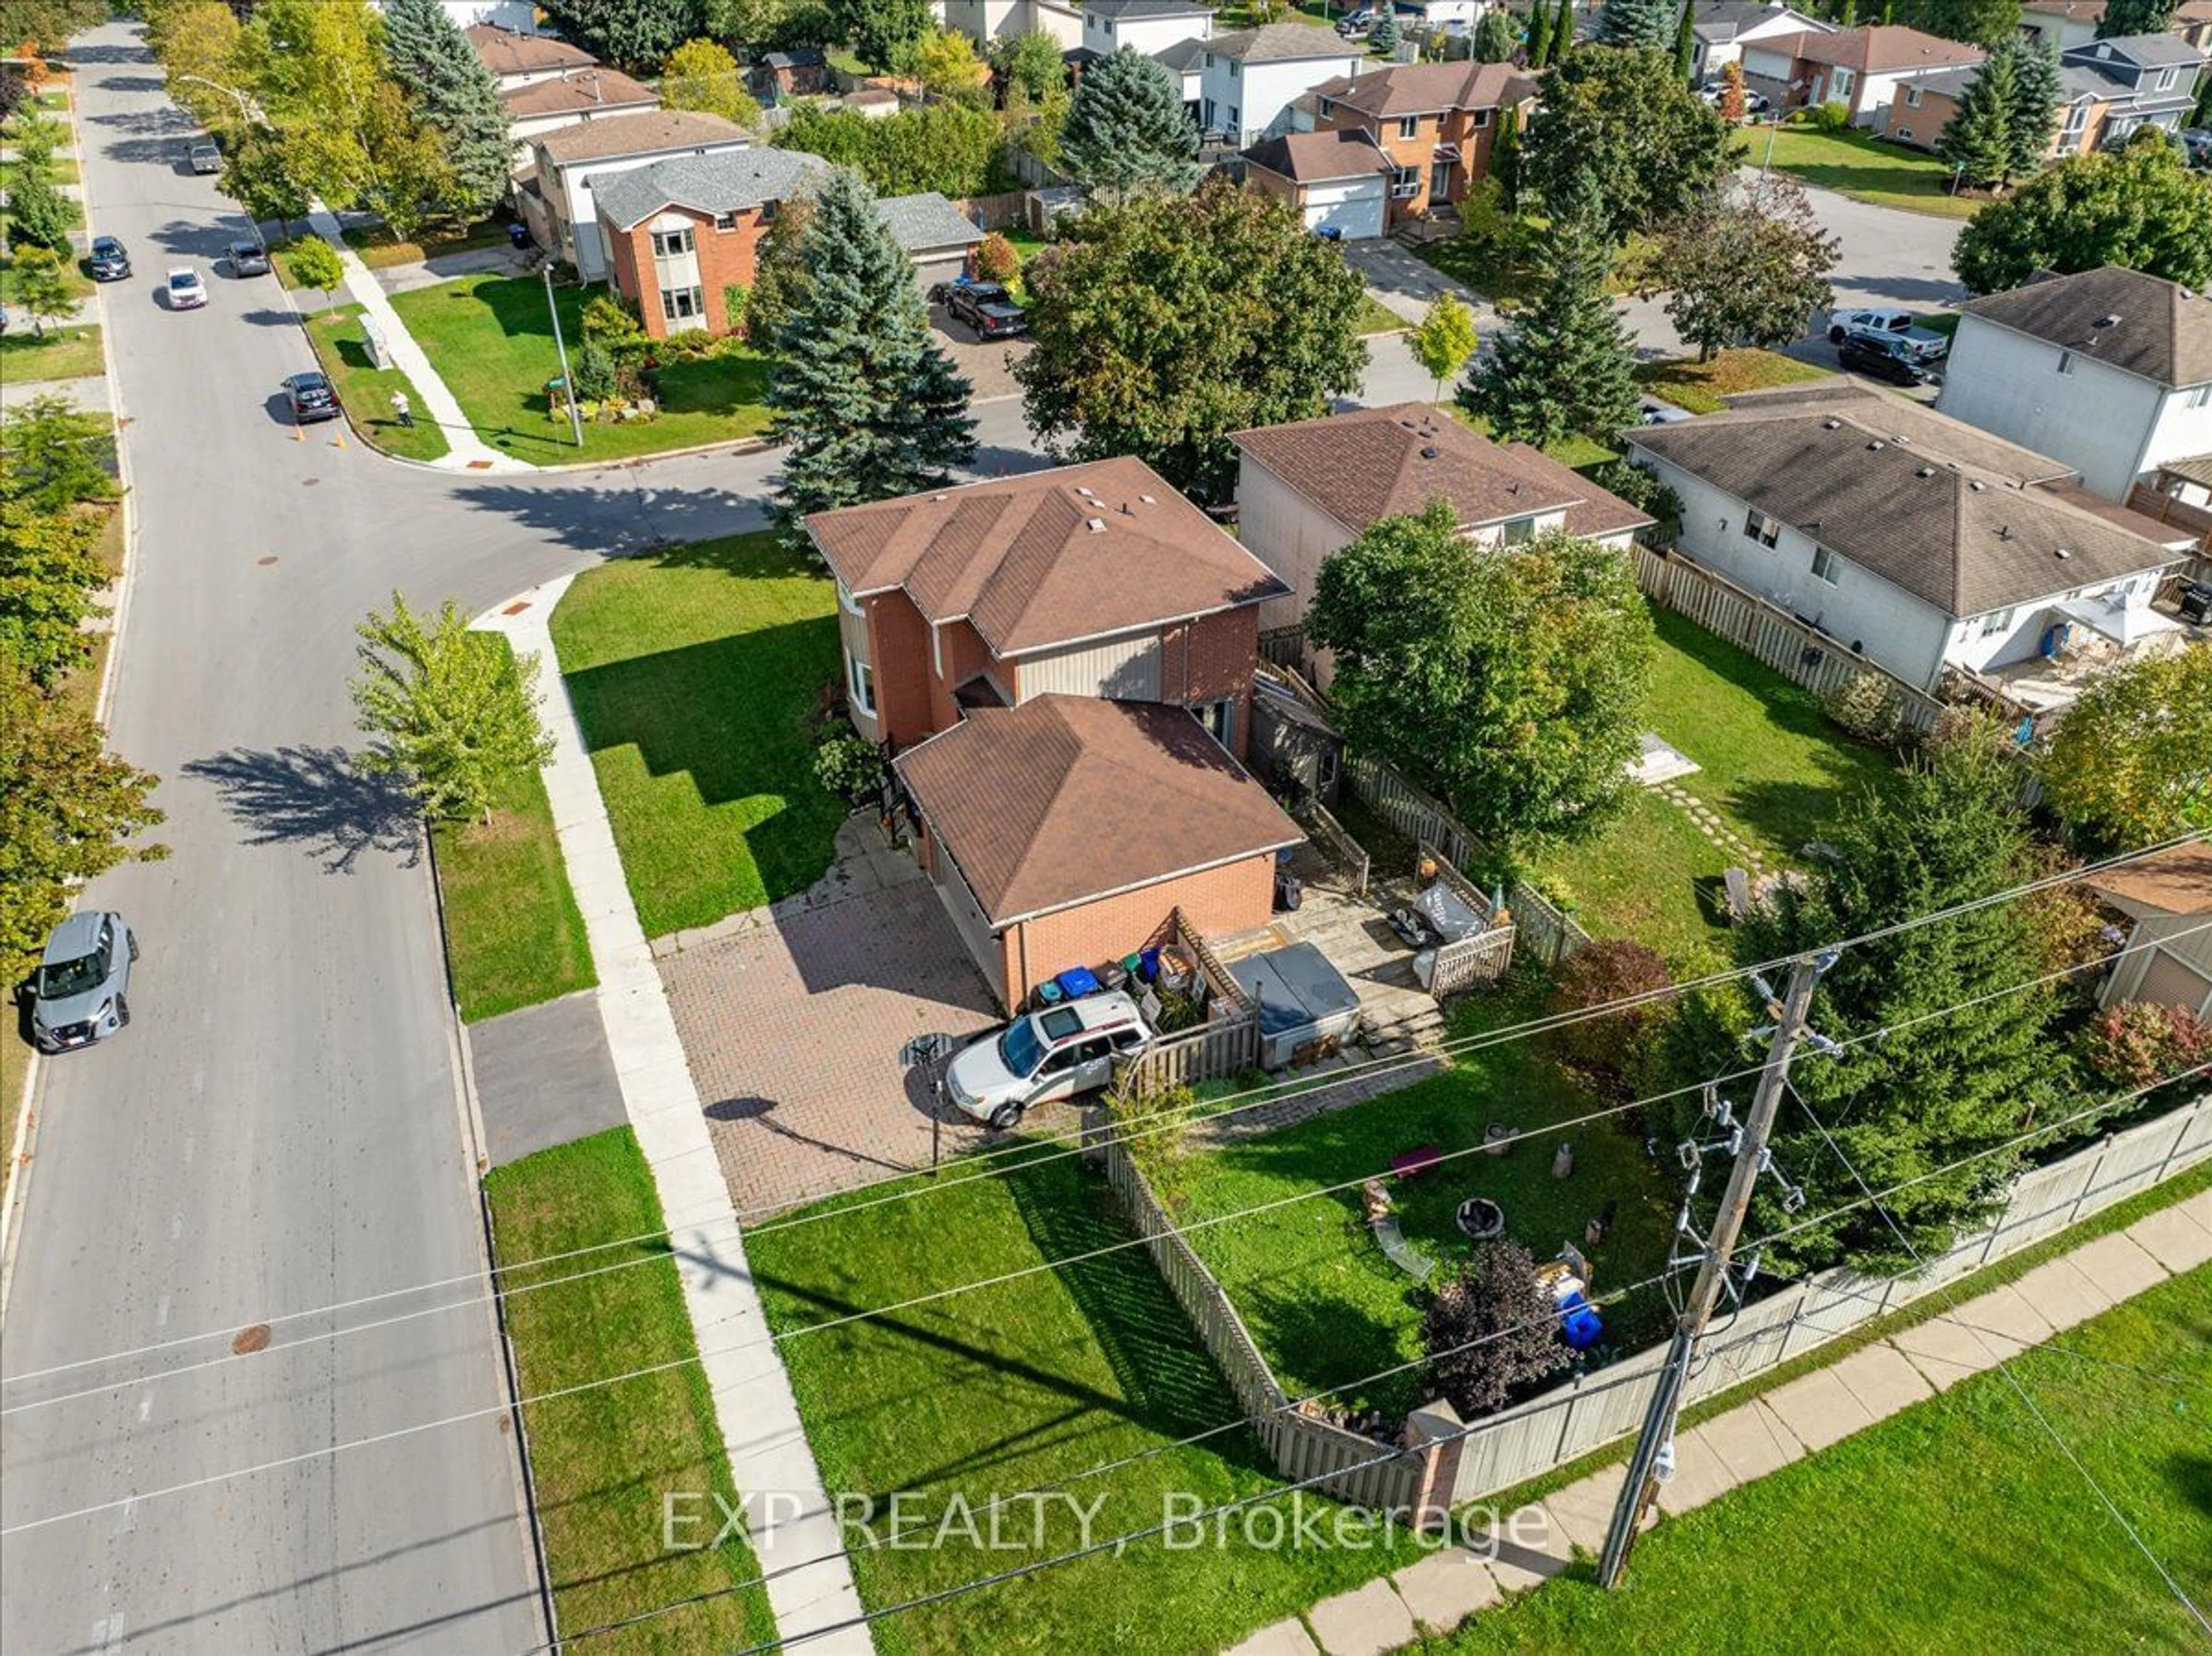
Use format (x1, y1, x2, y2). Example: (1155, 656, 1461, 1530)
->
(1738, 126, 1986, 220)
(390, 273, 775, 464)
(1434, 1264, 2212, 1653)
(430, 634, 594, 1023)
(1533, 610, 1901, 963)
(0, 323, 103, 382)
(340, 217, 510, 270)
(1633, 349, 1833, 416)
(748, 1142, 1429, 1656)
(485, 1129, 777, 1655)
(1171, 977, 1681, 1421)
(550, 531, 847, 937)
(301, 303, 452, 464)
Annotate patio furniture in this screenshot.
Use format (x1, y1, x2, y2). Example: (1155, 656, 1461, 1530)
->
(1388, 906, 1439, 950)
(1389, 1143, 1444, 1179)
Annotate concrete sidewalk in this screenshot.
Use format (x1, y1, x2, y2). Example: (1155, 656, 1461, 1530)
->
(477, 581, 872, 1654)
(1231, 1188, 2212, 1656)
(302, 204, 527, 473)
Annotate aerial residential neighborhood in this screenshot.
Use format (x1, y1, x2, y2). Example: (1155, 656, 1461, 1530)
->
(3, 1, 2210, 1654)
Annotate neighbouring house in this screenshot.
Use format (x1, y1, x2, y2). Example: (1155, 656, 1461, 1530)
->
(2020, 0, 2212, 55)
(844, 86, 903, 119)
(1241, 128, 1396, 239)
(1393, 0, 1484, 34)
(942, 0, 1086, 48)
(1198, 23, 1364, 147)
(500, 67, 660, 165)
(752, 48, 831, 104)
(1232, 402, 1653, 685)
(382, 0, 540, 32)
(1301, 59, 1540, 227)
(465, 21, 595, 88)
(1938, 266, 2212, 505)
(596, 149, 834, 336)
(1079, 0, 1217, 59)
(2087, 843, 2212, 1016)
(875, 190, 987, 291)
(1886, 35, 2207, 157)
(520, 110, 753, 281)
(1624, 382, 2194, 703)
(895, 694, 1301, 1007)
(1156, 36, 1209, 118)
(1686, 1, 1832, 84)
(1737, 23, 1983, 125)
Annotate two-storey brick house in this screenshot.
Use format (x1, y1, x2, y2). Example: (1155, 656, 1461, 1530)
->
(1301, 61, 1540, 227)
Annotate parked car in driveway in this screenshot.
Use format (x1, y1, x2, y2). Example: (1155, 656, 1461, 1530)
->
(226, 240, 270, 276)
(165, 266, 207, 309)
(25, 910, 138, 1054)
(188, 141, 221, 174)
(1828, 306, 1948, 360)
(931, 279, 1028, 339)
(1700, 82, 1770, 115)
(88, 235, 132, 281)
(945, 992, 1154, 1129)
(1838, 327, 1941, 388)
(283, 370, 340, 423)
(2181, 127, 2211, 168)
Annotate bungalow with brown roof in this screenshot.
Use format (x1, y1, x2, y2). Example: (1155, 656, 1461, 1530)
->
(1737, 23, 1983, 126)
(1298, 59, 1540, 228)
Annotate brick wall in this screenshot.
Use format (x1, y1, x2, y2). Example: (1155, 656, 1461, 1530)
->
(602, 201, 777, 339)
(1321, 100, 1524, 225)
(865, 590, 935, 751)
(926, 618, 999, 733)
(998, 853, 1277, 1003)
(1160, 607, 1259, 758)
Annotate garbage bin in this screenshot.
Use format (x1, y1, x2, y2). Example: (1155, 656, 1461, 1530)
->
(1275, 871, 1304, 912)
(507, 222, 531, 250)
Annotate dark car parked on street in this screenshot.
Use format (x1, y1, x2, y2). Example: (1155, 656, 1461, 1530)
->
(1837, 327, 1941, 388)
(227, 240, 270, 277)
(283, 370, 340, 424)
(88, 235, 132, 281)
(931, 280, 1028, 339)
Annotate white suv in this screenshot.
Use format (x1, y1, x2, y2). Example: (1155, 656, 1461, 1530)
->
(945, 993, 1154, 1129)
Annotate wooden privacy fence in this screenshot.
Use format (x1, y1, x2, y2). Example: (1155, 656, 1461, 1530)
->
(1418, 848, 1516, 995)
(1116, 909, 1262, 1094)
(1257, 625, 1308, 669)
(1298, 797, 1369, 898)
(2127, 482, 2212, 554)
(1440, 1087, 2211, 1504)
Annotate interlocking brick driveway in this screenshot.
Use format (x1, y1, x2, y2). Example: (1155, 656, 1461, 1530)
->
(931, 304, 1031, 401)
(662, 861, 1007, 1215)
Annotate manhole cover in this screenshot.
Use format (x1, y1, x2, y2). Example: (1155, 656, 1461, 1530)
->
(232, 1325, 272, 1355)
(257, 556, 279, 567)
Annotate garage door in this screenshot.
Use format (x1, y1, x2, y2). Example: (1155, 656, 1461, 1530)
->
(1306, 187, 1384, 242)
(931, 852, 1005, 1001)
(912, 251, 969, 292)
(2137, 948, 2212, 1015)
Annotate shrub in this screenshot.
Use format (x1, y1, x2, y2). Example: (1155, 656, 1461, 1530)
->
(1422, 1241, 1574, 1420)
(1809, 101, 1853, 134)
(974, 231, 1020, 286)
(581, 292, 646, 349)
(2077, 1001, 2207, 1091)
(813, 723, 884, 801)
(1583, 459, 1682, 549)
(1825, 671, 1905, 744)
(1542, 939, 1675, 1099)
(721, 282, 751, 338)
(569, 338, 617, 401)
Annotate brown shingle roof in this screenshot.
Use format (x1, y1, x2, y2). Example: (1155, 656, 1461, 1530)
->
(1232, 404, 1653, 539)
(465, 24, 595, 77)
(1762, 23, 1984, 73)
(1308, 59, 1539, 119)
(2088, 842, 2212, 916)
(1242, 128, 1393, 184)
(500, 68, 657, 120)
(533, 109, 749, 165)
(1626, 386, 2183, 615)
(895, 697, 1301, 924)
(805, 459, 1289, 656)
(1960, 266, 2212, 390)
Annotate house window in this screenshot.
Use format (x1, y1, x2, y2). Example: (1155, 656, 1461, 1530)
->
(2184, 384, 2212, 409)
(2153, 67, 2175, 90)
(1978, 607, 2015, 637)
(713, 211, 736, 230)
(1319, 96, 1334, 118)
(760, 199, 778, 223)
(1831, 66, 1854, 101)
(1228, 58, 1240, 79)
(1195, 698, 1235, 750)
(1469, 107, 1490, 127)
(846, 650, 877, 716)
(1904, 85, 1922, 107)
(650, 226, 694, 258)
(661, 286, 704, 321)
(1390, 164, 1420, 198)
(1228, 104, 1240, 132)
(1743, 508, 1782, 547)
(2056, 351, 2075, 375)
(1398, 114, 1419, 139)
(1896, 128, 1913, 141)
(1499, 514, 1536, 545)
(1811, 545, 1839, 585)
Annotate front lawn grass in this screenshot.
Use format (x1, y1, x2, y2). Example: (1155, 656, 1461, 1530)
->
(301, 303, 452, 463)
(1532, 610, 1900, 963)
(430, 634, 593, 1022)
(1633, 348, 1833, 415)
(1740, 126, 1986, 220)
(0, 251, 92, 304)
(340, 217, 510, 270)
(550, 531, 847, 936)
(485, 1129, 778, 1654)
(0, 323, 103, 382)
(748, 1143, 1427, 1656)
(392, 271, 774, 464)
(1354, 292, 1407, 335)
(1172, 976, 1680, 1421)
(1433, 1263, 2212, 1653)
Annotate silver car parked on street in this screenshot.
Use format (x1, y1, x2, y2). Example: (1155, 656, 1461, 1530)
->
(26, 910, 138, 1053)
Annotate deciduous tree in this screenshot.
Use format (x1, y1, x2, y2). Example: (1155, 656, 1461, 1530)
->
(538, 0, 703, 67)
(745, 190, 814, 338)
(285, 233, 346, 302)
(993, 29, 1069, 102)
(1645, 173, 1839, 358)
(0, 394, 119, 515)
(351, 595, 554, 825)
(662, 37, 755, 122)
(777, 101, 1001, 196)
(1952, 128, 2212, 292)
(1014, 179, 1366, 499)
(3, 167, 75, 251)
(916, 27, 990, 105)
(6, 244, 75, 337)
(0, 493, 105, 688)
(1059, 47, 1200, 201)
(221, 128, 312, 238)
(765, 170, 976, 523)
(2097, 0, 2178, 36)
(841, 0, 934, 73)
(2036, 651, 2212, 850)
(1892, 0, 2021, 44)
(1307, 502, 1655, 848)
(1422, 1241, 1574, 1419)
(1522, 43, 1733, 241)
(1409, 292, 1477, 396)
(381, 0, 512, 218)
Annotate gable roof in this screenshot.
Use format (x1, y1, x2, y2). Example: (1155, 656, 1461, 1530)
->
(895, 697, 1300, 925)
(760, 48, 828, 69)
(465, 23, 594, 77)
(534, 109, 749, 165)
(1085, 0, 1217, 17)
(1759, 23, 1984, 73)
(806, 458, 1290, 657)
(1205, 22, 1355, 62)
(1232, 403, 1653, 540)
(1154, 36, 1210, 70)
(875, 191, 983, 253)
(593, 148, 832, 229)
(2063, 30, 2209, 66)
(1308, 59, 1539, 118)
(1692, 2, 1831, 44)
(1626, 385, 2183, 616)
(1960, 265, 2212, 388)
(499, 67, 657, 120)
(2088, 842, 2212, 916)
(1243, 127, 1394, 183)
(1907, 59, 2142, 104)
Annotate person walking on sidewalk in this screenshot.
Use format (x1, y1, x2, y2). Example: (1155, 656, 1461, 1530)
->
(389, 390, 413, 428)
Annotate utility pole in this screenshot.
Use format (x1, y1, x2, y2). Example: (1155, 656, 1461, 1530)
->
(1597, 950, 1832, 1588)
(544, 263, 586, 449)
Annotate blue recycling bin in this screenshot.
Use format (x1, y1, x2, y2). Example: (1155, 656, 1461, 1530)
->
(1559, 1292, 1604, 1351)
(1056, 965, 1101, 1001)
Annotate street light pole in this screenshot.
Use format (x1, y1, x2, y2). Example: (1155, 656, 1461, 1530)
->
(543, 263, 585, 450)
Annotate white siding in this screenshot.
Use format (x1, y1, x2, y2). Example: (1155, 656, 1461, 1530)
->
(944, 0, 1084, 47)
(1203, 51, 1362, 146)
(2103, 915, 2212, 1015)
(1087, 10, 1213, 56)
(1014, 632, 1164, 701)
(1235, 458, 1357, 632)
(2143, 379, 2212, 488)
(549, 141, 752, 279)
(1937, 313, 2170, 501)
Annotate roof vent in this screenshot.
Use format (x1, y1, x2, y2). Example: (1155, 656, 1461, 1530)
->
(1139, 493, 1157, 504)
(1892, 434, 1909, 444)
(1969, 479, 1987, 491)
(2055, 547, 2072, 559)
(1086, 517, 1107, 532)
(1916, 465, 1935, 479)
(2093, 313, 2120, 328)
(1867, 440, 1886, 451)
(1823, 418, 1842, 430)
(1420, 445, 1439, 460)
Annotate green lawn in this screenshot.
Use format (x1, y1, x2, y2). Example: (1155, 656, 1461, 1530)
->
(1173, 977, 1680, 1421)
(390, 273, 775, 464)
(340, 217, 510, 270)
(0, 251, 92, 304)
(485, 1130, 778, 1654)
(550, 532, 848, 937)
(1447, 404, 1618, 470)
(1435, 1263, 2212, 1652)
(748, 1142, 1429, 1656)
(0, 155, 78, 187)
(1354, 292, 1406, 335)
(300, 304, 452, 463)
(1633, 349, 1834, 416)
(1532, 610, 1901, 964)
(1740, 127, 1986, 220)
(0, 323, 102, 382)
(430, 634, 594, 1022)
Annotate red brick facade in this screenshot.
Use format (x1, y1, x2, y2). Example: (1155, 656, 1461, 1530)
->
(997, 853, 1276, 1005)
(601, 201, 777, 339)
(1315, 97, 1529, 226)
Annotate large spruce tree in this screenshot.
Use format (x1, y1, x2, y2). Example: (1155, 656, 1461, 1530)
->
(1934, 46, 2019, 189)
(766, 171, 976, 525)
(1058, 47, 1200, 201)
(381, 0, 512, 218)
(1594, 0, 1677, 50)
(2001, 36, 2062, 183)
